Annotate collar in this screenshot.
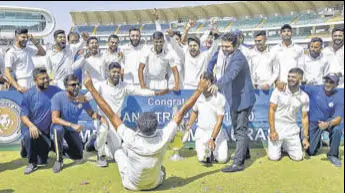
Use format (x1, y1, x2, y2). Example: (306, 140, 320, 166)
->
(280, 41, 295, 48)
(253, 46, 269, 54)
(286, 86, 302, 96)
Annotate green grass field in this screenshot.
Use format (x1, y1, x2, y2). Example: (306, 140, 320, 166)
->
(0, 147, 344, 193)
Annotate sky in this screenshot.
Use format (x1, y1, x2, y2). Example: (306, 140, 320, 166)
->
(0, 1, 222, 40)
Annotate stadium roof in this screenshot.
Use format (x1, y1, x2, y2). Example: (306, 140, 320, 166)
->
(70, 1, 344, 26)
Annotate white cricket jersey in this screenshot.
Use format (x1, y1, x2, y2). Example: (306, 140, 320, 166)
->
(103, 49, 123, 67)
(193, 92, 226, 131)
(121, 43, 150, 86)
(117, 121, 178, 190)
(322, 45, 344, 87)
(184, 40, 219, 89)
(270, 88, 309, 138)
(270, 42, 304, 83)
(5, 45, 37, 79)
(85, 80, 155, 116)
(140, 46, 177, 89)
(250, 47, 278, 86)
(81, 54, 107, 83)
(302, 53, 330, 85)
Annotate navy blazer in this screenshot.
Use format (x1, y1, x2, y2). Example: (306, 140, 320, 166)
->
(207, 49, 256, 111)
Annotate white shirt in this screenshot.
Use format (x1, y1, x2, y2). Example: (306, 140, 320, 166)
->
(270, 88, 309, 137)
(117, 121, 178, 190)
(46, 45, 84, 87)
(250, 47, 278, 86)
(0, 54, 4, 75)
(322, 45, 344, 75)
(121, 43, 150, 86)
(270, 42, 304, 83)
(103, 49, 123, 67)
(239, 44, 252, 64)
(302, 53, 330, 85)
(5, 45, 37, 79)
(193, 93, 226, 131)
(81, 54, 107, 83)
(184, 40, 219, 89)
(140, 47, 176, 81)
(85, 80, 155, 116)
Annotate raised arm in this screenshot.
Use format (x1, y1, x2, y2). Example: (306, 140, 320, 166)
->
(29, 34, 46, 56)
(83, 71, 123, 130)
(172, 76, 208, 125)
(181, 20, 195, 45)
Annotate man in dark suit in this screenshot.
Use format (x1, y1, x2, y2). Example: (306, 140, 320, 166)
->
(207, 32, 256, 172)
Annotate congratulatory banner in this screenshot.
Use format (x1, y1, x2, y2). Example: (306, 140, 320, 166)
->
(0, 89, 344, 145)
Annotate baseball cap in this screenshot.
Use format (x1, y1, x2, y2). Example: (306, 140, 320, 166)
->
(323, 73, 340, 84)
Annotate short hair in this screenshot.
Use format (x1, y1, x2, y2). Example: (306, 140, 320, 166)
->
(173, 31, 181, 39)
(32, 67, 47, 80)
(137, 112, 158, 136)
(310, 37, 323, 46)
(67, 32, 80, 41)
(289, 67, 304, 78)
(187, 36, 200, 46)
(332, 26, 344, 35)
(87, 36, 98, 45)
(15, 28, 28, 35)
(54, 30, 65, 39)
(254, 30, 266, 37)
(63, 74, 79, 88)
(108, 34, 119, 42)
(108, 62, 121, 71)
(129, 27, 140, 34)
(201, 71, 214, 83)
(152, 31, 164, 40)
(280, 24, 292, 32)
(220, 32, 238, 46)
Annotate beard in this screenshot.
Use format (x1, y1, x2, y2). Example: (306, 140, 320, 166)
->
(310, 51, 320, 59)
(111, 76, 120, 85)
(68, 89, 79, 97)
(19, 40, 28, 48)
(130, 39, 140, 47)
(37, 83, 49, 90)
(57, 41, 66, 49)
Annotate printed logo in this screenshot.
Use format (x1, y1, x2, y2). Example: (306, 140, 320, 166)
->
(0, 99, 21, 144)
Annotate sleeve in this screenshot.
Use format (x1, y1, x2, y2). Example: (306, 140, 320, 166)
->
(205, 39, 220, 62)
(216, 53, 245, 90)
(27, 47, 38, 56)
(217, 96, 226, 115)
(168, 52, 177, 68)
(269, 88, 280, 105)
(20, 92, 30, 117)
(70, 39, 85, 57)
(4, 51, 15, 68)
(45, 52, 52, 76)
(206, 50, 219, 74)
(301, 94, 310, 112)
(334, 96, 344, 118)
(155, 19, 162, 32)
(125, 85, 155, 96)
(82, 101, 93, 111)
(297, 47, 305, 69)
(84, 81, 101, 101)
(192, 101, 199, 112)
(323, 57, 331, 76)
(139, 49, 149, 65)
(117, 124, 136, 142)
(51, 93, 61, 112)
(162, 120, 178, 144)
(268, 52, 280, 86)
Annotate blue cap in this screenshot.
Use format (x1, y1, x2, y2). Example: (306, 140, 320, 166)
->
(323, 73, 340, 84)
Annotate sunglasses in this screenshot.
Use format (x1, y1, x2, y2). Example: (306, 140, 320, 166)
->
(324, 79, 335, 84)
(67, 83, 80, 87)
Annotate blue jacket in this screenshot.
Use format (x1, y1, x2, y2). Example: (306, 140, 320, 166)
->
(207, 49, 256, 111)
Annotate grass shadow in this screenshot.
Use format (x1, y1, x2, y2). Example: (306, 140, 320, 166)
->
(155, 169, 221, 191)
(0, 157, 26, 173)
(0, 189, 14, 193)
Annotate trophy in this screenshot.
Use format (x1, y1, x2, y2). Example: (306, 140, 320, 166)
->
(169, 106, 186, 161)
